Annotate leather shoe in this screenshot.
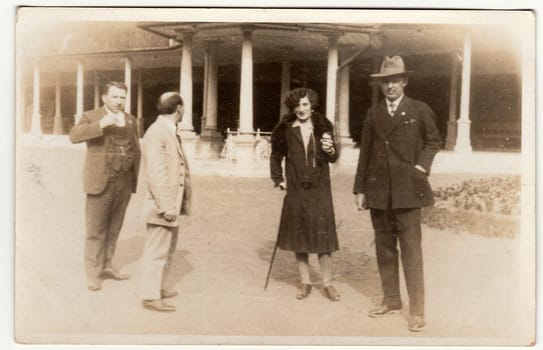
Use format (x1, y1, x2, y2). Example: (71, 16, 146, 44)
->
(408, 315, 426, 332)
(142, 299, 176, 312)
(368, 305, 401, 318)
(101, 268, 129, 280)
(160, 289, 178, 299)
(296, 284, 312, 300)
(323, 285, 340, 301)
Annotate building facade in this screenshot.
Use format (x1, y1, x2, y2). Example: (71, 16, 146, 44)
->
(17, 20, 524, 170)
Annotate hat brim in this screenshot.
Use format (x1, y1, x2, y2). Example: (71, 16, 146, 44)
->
(370, 71, 413, 79)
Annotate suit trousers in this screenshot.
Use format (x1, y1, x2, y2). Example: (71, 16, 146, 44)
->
(85, 171, 133, 283)
(139, 224, 179, 300)
(370, 208, 424, 316)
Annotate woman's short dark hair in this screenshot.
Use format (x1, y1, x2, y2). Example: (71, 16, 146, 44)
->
(157, 92, 183, 115)
(103, 81, 128, 95)
(284, 88, 319, 112)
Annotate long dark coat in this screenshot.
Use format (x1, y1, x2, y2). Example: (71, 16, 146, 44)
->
(270, 112, 339, 253)
(353, 96, 442, 209)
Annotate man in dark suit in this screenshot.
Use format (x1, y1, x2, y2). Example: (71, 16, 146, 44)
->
(69, 81, 141, 291)
(353, 56, 441, 332)
(138, 92, 191, 312)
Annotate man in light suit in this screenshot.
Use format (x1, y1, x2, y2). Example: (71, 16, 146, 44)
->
(353, 56, 441, 332)
(139, 92, 192, 312)
(69, 81, 141, 291)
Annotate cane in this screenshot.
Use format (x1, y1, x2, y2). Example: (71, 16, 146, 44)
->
(264, 238, 279, 291)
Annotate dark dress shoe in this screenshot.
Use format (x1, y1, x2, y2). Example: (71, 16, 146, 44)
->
(368, 305, 401, 318)
(408, 315, 426, 332)
(160, 289, 178, 299)
(323, 285, 340, 301)
(296, 284, 312, 300)
(101, 268, 129, 280)
(142, 299, 176, 312)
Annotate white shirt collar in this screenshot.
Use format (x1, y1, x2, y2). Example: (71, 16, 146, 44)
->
(386, 94, 404, 108)
(158, 115, 177, 134)
(292, 119, 313, 129)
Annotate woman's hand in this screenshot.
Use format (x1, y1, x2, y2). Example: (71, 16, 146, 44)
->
(320, 132, 335, 155)
(355, 193, 367, 210)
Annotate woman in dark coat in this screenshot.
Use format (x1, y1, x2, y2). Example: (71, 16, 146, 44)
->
(270, 88, 340, 301)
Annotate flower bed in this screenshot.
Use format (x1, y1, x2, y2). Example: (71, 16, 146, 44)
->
(422, 176, 520, 238)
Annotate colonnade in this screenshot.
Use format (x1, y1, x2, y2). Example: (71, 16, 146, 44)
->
(24, 30, 476, 156)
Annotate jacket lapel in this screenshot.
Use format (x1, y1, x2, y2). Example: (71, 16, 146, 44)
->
(290, 124, 305, 149)
(374, 102, 394, 138)
(382, 96, 410, 137)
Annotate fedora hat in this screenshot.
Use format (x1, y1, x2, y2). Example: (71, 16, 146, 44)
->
(370, 55, 413, 78)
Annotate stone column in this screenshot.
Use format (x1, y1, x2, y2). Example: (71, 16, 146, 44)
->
(235, 26, 257, 174)
(179, 32, 194, 133)
(445, 52, 459, 150)
(199, 41, 223, 158)
(94, 71, 100, 109)
(30, 61, 42, 136)
(279, 47, 292, 119)
(325, 34, 339, 123)
(16, 59, 24, 134)
(74, 61, 84, 124)
(338, 64, 353, 145)
(136, 69, 144, 137)
(371, 56, 381, 107)
(454, 33, 473, 153)
(53, 72, 63, 134)
(238, 26, 255, 135)
(178, 32, 197, 159)
(123, 58, 132, 114)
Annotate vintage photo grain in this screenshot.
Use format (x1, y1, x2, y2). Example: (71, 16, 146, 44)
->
(14, 7, 535, 347)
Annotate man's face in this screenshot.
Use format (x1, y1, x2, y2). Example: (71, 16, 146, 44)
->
(102, 86, 127, 113)
(175, 105, 185, 123)
(380, 76, 407, 101)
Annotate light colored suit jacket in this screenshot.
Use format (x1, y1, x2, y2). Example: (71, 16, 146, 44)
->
(142, 116, 192, 227)
(69, 107, 141, 194)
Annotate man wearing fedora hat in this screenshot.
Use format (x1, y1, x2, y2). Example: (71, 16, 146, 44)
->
(353, 55, 441, 332)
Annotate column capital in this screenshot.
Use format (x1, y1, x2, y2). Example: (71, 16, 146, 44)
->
(203, 39, 221, 51)
(324, 32, 342, 43)
(279, 46, 293, 60)
(240, 25, 255, 39)
(175, 29, 195, 38)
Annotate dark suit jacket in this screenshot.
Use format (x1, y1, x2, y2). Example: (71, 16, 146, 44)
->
(69, 107, 141, 195)
(353, 96, 441, 209)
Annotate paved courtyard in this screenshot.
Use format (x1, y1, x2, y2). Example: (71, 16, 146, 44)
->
(14, 145, 533, 346)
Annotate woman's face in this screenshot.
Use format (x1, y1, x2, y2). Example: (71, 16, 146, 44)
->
(294, 96, 312, 122)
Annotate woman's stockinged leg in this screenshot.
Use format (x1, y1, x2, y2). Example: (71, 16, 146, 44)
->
(295, 252, 311, 284)
(319, 252, 340, 301)
(318, 253, 332, 287)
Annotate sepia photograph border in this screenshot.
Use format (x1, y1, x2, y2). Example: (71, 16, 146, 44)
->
(3, 1, 541, 350)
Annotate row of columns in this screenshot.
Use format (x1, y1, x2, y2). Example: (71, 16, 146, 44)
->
(24, 29, 475, 155)
(27, 57, 143, 136)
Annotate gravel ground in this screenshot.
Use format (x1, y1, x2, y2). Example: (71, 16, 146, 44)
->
(14, 146, 534, 346)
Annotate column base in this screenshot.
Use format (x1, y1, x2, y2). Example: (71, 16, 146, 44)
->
(454, 120, 473, 154)
(178, 130, 198, 161)
(233, 134, 256, 176)
(339, 136, 356, 147)
(53, 115, 63, 135)
(197, 129, 224, 159)
(30, 112, 42, 136)
(445, 121, 458, 151)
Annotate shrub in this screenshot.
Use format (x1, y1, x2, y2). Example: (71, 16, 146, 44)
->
(422, 176, 520, 238)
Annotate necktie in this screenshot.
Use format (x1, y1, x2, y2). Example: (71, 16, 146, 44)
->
(389, 103, 396, 117)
